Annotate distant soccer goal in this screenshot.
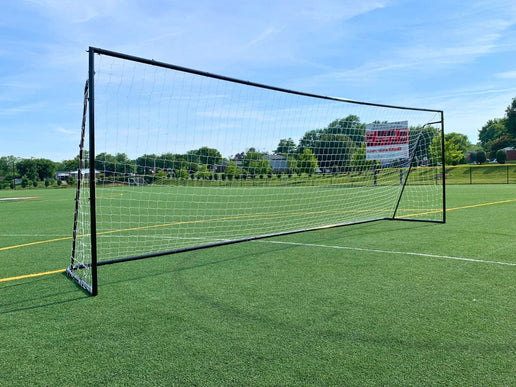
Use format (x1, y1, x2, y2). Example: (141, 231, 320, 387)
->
(67, 47, 445, 296)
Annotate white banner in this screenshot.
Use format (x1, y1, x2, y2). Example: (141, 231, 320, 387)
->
(365, 121, 409, 160)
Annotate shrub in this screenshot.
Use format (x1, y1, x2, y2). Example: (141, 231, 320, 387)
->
(66, 174, 76, 186)
(496, 149, 507, 164)
(476, 150, 487, 165)
(21, 176, 29, 188)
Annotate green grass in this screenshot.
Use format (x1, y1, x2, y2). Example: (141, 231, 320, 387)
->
(445, 164, 516, 184)
(1, 185, 515, 386)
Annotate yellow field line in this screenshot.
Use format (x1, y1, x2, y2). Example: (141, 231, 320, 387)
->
(1, 197, 514, 283)
(447, 198, 516, 211)
(0, 236, 72, 252)
(398, 198, 516, 219)
(0, 268, 66, 282)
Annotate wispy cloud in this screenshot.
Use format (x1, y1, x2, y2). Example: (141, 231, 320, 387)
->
(25, 0, 121, 23)
(0, 102, 46, 116)
(53, 127, 75, 135)
(496, 70, 516, 79)
(299, 0, 388, 23)
(243, 26, 286, 49)
(3, 0, 516, 159)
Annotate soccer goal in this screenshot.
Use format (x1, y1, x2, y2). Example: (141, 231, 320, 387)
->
(67, 47, 445, 296)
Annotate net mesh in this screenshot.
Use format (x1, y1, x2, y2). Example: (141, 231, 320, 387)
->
(70, 49, 444, 293)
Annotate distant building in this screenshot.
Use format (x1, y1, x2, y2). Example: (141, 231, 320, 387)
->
(215, 160, 229, 173)
(55, 171, 70, 181)
(267, 154, 288, 172)
(55, 169, 100, 181)
(503, 147, 516, 161)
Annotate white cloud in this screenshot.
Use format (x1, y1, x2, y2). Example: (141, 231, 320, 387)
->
(299, 0, 388, 23)
(496, 70, 516, 79)
(54, 127, 75, 135)
(3, 0, 516, 160)
(25, 0, 122, 23)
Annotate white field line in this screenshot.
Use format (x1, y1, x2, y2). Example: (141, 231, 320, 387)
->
(0, 196, 40, 201)
(258, 240, 516, 267)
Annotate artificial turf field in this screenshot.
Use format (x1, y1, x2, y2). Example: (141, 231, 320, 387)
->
(1, 184, 515, 386)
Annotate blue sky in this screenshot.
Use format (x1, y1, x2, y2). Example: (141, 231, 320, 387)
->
(1, 0, 516, 161)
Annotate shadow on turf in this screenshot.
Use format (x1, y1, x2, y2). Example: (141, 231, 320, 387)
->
(98, 222, 437, 283)
(0, 273, 88, 315)
(99, 240, 290, 288)
(92, 231, 514, 355)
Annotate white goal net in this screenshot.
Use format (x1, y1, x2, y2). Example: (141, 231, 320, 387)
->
(68, 47, 445, 295)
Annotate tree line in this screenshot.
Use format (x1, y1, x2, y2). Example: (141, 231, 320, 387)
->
(442, 97, 516, 165)
(93, 115, 440, 181)
(3, 99, 514, 189)
(0, 114, 440, 187)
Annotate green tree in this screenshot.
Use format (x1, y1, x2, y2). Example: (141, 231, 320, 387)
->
(142, 153, 198, 174)
(195, 164, 212, 179)
(297, 148, 318, 174)
(476, 150, 487, 164)
(351, 143, 377, 171)
(412, 126, 439, 166)
(242, 149, 266, 172)
(505, 97, 516, 138)
(478, 118, 508, 151)
(188, 147, 222, 169)
(94, 153, 134, 175)
(477, 98, 516, 157)
(297, 117, 360, 171)
(247, 159, 272, 175)
(16, 159, 38, 181)
(496, 149, 507, 164)
(0, 156, 18, 185)
(34, 158, 56, 180)
(158, 153, 176, 170)
(430, 134, 463, 165)
(56, 157, 80, 172)
(154, 170, 168, 184)
(176, 167, 189, 179)
(313, 133, 356, 171)
(326, 115, 365, 146)
(95, 153, 117, 174)
(489, 135, 514, 159)
(286, 156, 297, 174)
(21, 176, 30, 188)
(242, 149, 261, 164)
(66, 174, 76, 186)
(115, 153, 135, 174)
(443, 132, 473, 164)
(445, 132, 472, 153)
(274, 138, 296, 155)
(298, 129, 323, 154)
(135, 154, 158, 174)
(224, 161, 240, 180)
(0, 156, 17, 175)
